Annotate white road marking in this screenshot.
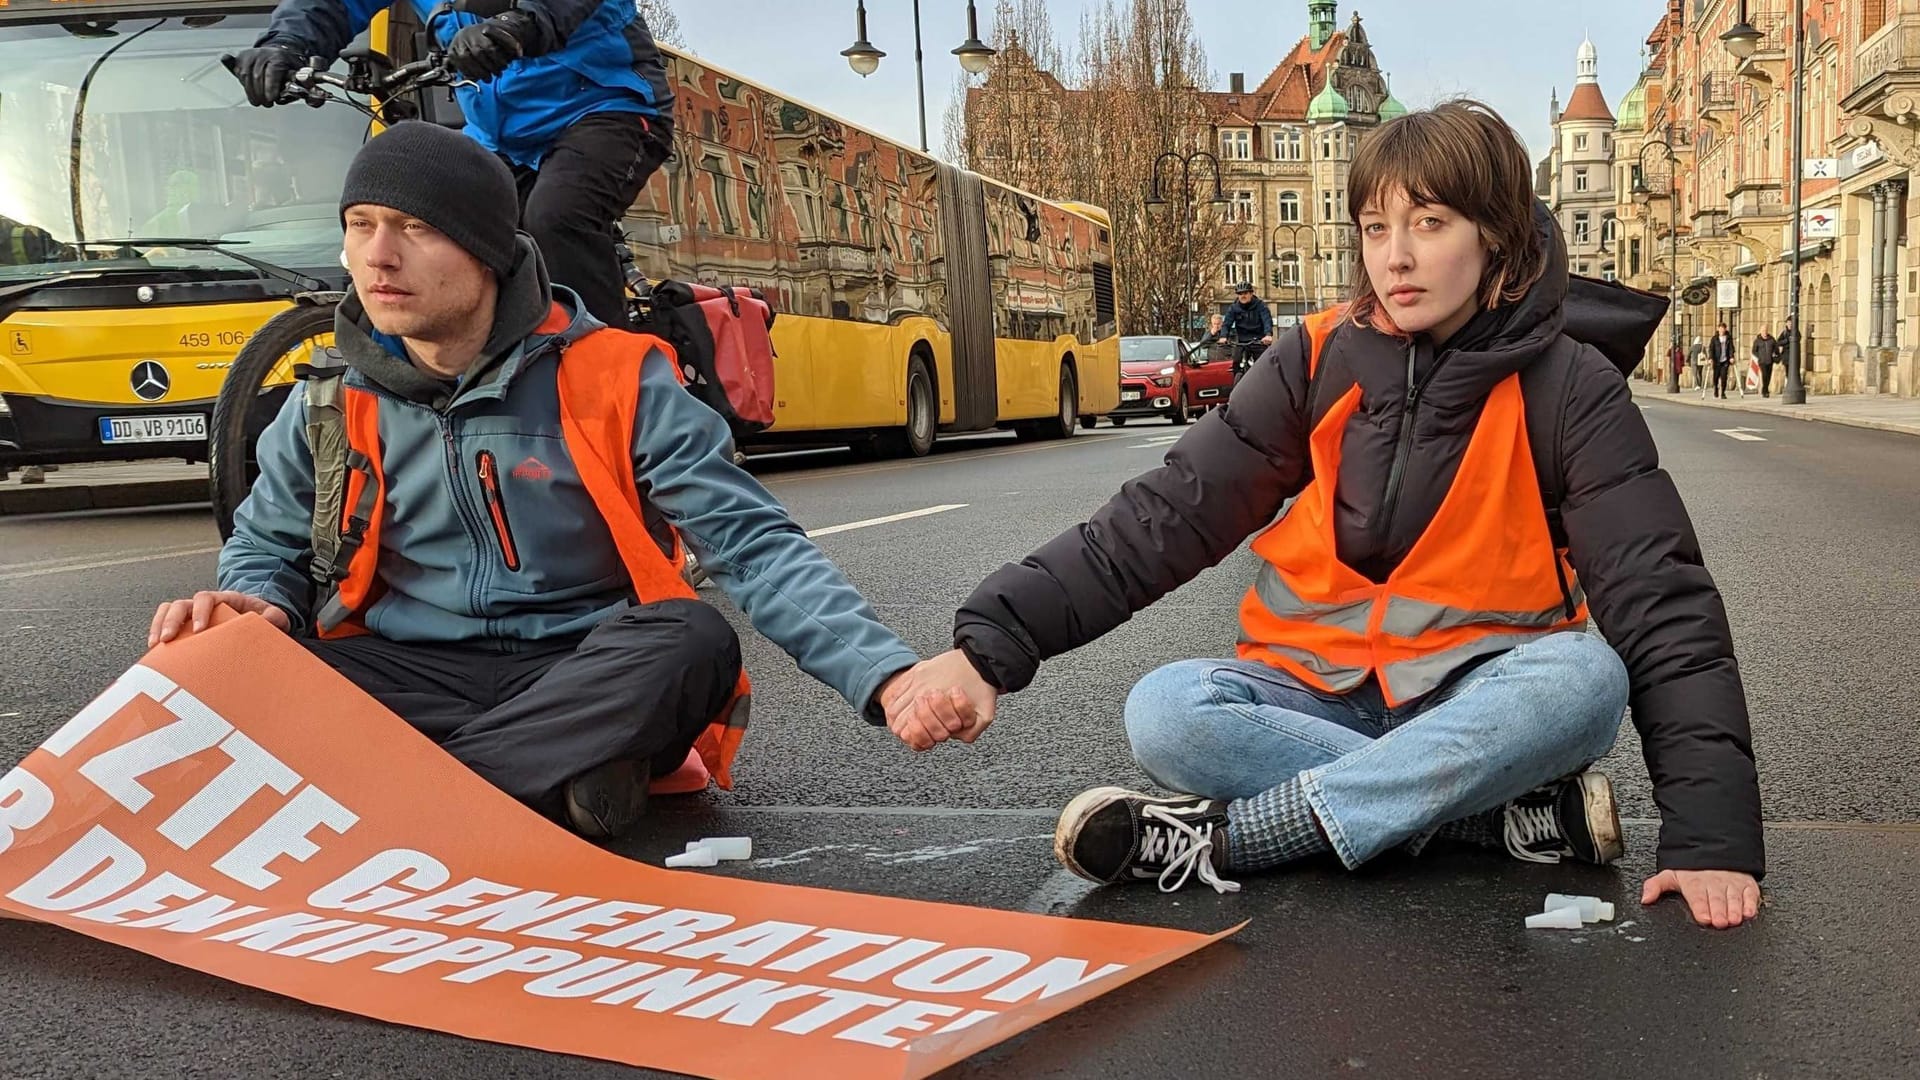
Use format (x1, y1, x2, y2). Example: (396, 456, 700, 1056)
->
(0, 543, 217, 572)
(806, 503, 967, 538)
(1129, 435, 1183, 448)
(0, 546, 221, 582)
(1714, 427, 1770, 442)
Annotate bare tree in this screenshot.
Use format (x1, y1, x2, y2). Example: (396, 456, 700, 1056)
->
(638, 0, 683, 47)
(956, 0, 1247, 335)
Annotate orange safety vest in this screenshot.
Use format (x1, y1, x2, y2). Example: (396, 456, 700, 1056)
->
(318, 303, 753, 787)
(1236, 306, 1588, 707)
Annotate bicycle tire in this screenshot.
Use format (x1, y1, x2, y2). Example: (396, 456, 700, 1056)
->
(209, 302, 339, 541)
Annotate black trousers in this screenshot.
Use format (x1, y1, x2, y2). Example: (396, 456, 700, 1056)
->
(1712, 361, 1731, 396)
(503, 110, 673, 328)
(301, 599, 740, 817)
(1759, 362, 1775, 396)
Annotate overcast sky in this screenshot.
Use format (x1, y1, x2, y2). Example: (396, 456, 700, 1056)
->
(668, 0, 1672, 164)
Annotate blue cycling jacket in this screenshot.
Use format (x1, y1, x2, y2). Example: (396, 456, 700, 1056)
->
(259, 0, 673, 167)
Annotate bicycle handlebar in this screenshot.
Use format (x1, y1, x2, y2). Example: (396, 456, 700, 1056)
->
(220, 51, 455, 118)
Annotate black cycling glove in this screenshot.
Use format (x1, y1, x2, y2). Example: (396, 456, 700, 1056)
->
(232, 43, 306, 107)
(447, 14, 533, 82)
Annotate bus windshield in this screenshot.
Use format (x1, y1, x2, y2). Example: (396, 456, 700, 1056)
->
(0, 15, 368, 282)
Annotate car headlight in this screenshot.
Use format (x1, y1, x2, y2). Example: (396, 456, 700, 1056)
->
(0, 395, 10, 416)
(1151, 376, 1173, 387)
(1158, 366, 1176, 376)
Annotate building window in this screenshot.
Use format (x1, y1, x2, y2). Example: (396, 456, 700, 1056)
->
(1601, 215, 1618, 245)
(1628, 238, 1642, 277)
(1573, 212, 1590, 245)
(1602, 133, 1612, 154)
(1271, 126, 1304, 161)
(1276, 252, 1303, 287)
(1223, 251, 1255, 288)
(1602, 265, 1617, 282)
(1278, 191, 1303, 223)
(1320, 131, 1339, 160)
(1575, 168, 1589, 192)
(1228, 190, 1255, 223)
(1574, 133, 1588, 152)
(1221, 129, 1252, 161)
(1322, 188, 1345, 222)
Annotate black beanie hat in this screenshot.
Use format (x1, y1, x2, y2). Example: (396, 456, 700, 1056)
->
(339, 121, 519, 278)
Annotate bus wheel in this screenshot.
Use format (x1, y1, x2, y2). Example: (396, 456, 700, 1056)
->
(209, 302, 338, 541)
(1043, 364, 1079, 439)
(875, 356, 936, 458)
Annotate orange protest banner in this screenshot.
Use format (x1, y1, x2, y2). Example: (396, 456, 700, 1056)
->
(0, 612, 1237, 1078)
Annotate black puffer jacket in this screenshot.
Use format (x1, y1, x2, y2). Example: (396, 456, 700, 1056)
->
(955, 204, 1764, 877)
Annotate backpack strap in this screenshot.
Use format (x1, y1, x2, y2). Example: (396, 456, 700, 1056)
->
(299, 347, 379, 631)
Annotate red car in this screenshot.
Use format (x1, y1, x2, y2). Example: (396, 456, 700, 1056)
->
(1113, 335, 1233, 425)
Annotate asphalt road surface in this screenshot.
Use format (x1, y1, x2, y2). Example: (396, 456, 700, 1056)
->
(2, 401, 1916, 1079)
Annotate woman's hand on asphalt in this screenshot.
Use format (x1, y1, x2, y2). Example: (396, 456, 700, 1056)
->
(1641, 868, 1762, 929)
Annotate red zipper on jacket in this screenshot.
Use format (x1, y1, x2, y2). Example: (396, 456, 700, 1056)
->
(475, 450, 521, 572)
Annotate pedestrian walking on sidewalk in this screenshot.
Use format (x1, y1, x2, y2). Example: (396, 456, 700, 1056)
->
(1710, 322, 1736, 398)
(1754, 330, 1777, 398)
(1690, 336, 1707, 395)
(884, 100, 1763, 930)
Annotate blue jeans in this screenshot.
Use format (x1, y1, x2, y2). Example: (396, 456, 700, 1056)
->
(1124, 631, 1629, 869)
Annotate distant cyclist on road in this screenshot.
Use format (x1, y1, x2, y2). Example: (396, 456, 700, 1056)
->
(231, 0, 674, 328)
(1219, 282, 1274, 376)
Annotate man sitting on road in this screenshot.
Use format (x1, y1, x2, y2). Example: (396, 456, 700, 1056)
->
(151, 123, 921, 840)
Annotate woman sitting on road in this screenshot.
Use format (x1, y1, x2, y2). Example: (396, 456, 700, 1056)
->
(881, 100, 1764, 930)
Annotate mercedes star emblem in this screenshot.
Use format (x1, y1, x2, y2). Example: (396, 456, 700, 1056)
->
(130, 360, 171, 401)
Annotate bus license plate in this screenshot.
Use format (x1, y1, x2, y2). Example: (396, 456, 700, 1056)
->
(99, 414, 207, 444)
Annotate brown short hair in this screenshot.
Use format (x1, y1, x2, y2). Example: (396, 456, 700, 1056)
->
(1345, 99, 1544, 334)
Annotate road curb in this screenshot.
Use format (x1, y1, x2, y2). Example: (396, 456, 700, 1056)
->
(1629, 384, 1920, 438)
(0, 479, 209, 517)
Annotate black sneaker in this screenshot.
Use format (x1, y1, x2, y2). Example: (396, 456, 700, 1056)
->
(563, 758, 650, 839)
(1054, 786, 1240, 894)
(1503, 770, 1624, 865)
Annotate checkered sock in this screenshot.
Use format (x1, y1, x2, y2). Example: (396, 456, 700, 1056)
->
(1224, 778, 1333, 871)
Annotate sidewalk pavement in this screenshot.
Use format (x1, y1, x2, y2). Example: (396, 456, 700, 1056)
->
(1629, 378, 1920, 438)
(0, 460, 208, 516)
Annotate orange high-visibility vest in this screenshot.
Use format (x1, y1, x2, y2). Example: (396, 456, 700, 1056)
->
(320, 303, 753, 787)
(1236, 306, 1588, 707)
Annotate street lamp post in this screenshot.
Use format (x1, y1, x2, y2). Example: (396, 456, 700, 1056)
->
(1269, 221, 1317, 320)
(1723, 0, 1805, 403)
(1146, 150, 1229, 335)
(842, 0, 996, 153)
(1633, 138, 1682, 393)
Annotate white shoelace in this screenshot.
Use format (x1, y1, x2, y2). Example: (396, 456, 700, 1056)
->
(1140, 804, 1242, 894)
(1503, 802, 1567, 864)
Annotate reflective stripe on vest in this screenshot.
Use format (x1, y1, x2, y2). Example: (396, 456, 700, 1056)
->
(320, 303, 753, 787)
(1235, 305, 1588, 707)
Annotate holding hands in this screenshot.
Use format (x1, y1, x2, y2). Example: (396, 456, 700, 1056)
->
(879, 649, 999, 751)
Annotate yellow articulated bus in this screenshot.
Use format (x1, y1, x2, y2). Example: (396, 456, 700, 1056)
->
(1, 0, 1117, 487)
(620, 51, 1120, 456)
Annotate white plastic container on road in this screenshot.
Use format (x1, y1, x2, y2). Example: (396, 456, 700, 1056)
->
(1544, 893, 1615, 923)
(1525, 907, 1584, 930)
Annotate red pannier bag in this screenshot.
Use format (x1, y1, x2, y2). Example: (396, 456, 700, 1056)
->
(640, 280, 777, 440)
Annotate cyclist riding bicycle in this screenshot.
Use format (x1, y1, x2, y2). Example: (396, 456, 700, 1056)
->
(231, 0, 673, 328)
(1216, 282, 1274, 375)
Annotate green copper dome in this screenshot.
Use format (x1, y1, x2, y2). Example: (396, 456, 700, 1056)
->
(1378, 78, 1407, 122)
(1615, 79, 1647, 132)
(1308, 73, 1350, 122)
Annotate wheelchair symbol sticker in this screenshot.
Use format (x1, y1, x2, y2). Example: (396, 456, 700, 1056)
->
(8, 330, 29, 355)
